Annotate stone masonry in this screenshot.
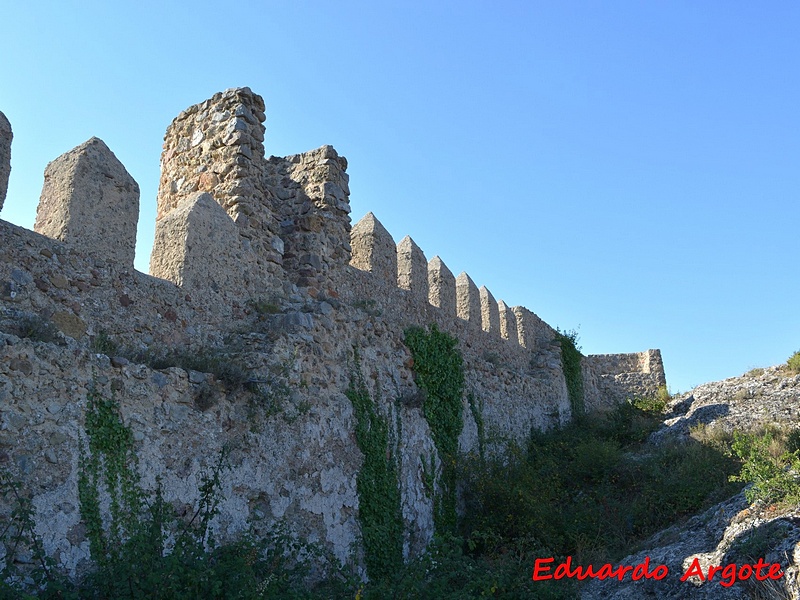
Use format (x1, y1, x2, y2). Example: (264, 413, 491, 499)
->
(0, 88, 666, 578)
(0, 111, 10, 213)
(34, 138, 140, 270)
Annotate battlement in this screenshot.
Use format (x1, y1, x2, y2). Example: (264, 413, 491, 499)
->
(0, 91, 668, 578)
(347, 211, 560, 353)
(0, 89, 665, 395)
(34, 137, 140, 270)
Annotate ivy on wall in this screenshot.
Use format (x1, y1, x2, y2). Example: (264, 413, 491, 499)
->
(556, 329, 585, 417)
(404, 325, 464, 533)
(78, 387, 144, 566)
(345, 351, 403, 581)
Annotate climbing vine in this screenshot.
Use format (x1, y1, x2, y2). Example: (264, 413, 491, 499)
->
(345, 351, 403, 581)
(404, 324, 464, 533)
(78, 386, 144, 566)
(556, 328, 585, 417)
(467, 393, 485, 460)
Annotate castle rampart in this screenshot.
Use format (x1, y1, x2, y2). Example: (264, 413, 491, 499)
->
(0, 88, 667, 579)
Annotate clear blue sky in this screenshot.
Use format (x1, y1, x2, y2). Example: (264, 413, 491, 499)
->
(2, 1, 799, 393)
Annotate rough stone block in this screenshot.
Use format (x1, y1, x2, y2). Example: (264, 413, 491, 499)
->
(397, 235, 428, 305)
(0, 111, 11, 213)
(34, 138, 139, 268)
(150, 192, 244, 294)
(479, 286, 499, 335)
(350, 212, 396, 288)
(455, 272, 481, 324)
(428, 256, 456, 316)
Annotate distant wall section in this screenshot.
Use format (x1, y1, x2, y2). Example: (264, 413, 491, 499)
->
(583, 350, 667, 410)
(0, 111, 11, 212)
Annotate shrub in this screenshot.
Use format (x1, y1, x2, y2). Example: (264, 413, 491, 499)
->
(14, 314, 62, 344)
(461, 400, 741, 571)
(787, 350, 800, 374)
(730, 430, 800, 505)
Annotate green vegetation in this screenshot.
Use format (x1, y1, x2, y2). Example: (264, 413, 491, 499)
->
(90, 329, 119, 355)
(1, 357, 769, 599)
(555, 329, 584, 416)
(123, 346, 253, 391)
(630, 385, 670, 413)
(1, 388, 354, 599)
(345, 352, 403, 581)
(461, 399, 742, 572)
(79, 387, 144, 567)
(249, 297, 282, 316)
(730, 427, 800, 505)
(404, 324, 465, 533)
(787, 350, 800, 374)
(351, 299, 382, 317)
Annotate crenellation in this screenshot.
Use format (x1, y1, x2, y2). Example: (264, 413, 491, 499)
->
(33, 137, 139, 269)
(427, 256, 456, 316)
(497, 300, 518, 344)
(0, 88, 667, 581)
(350, 212, 397, 289)
(512, 306, 535, 349)
(397, 235, 428, 307)
(455, 272, 481, 325)
(479, 286, 499, 336)
(149, 192, 247, 295)
(0, 111, 11, 212)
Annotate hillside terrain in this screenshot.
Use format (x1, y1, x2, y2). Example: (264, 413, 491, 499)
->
(583, 364, 800, 600)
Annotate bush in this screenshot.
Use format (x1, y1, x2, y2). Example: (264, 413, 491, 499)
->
(461, 400, 742, 572)
(787, 350, 800, 374)
(730, 429, 800, 505)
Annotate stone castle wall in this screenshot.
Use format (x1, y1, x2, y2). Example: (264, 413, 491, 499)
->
(0, 112, 11, 212)
(0, 92, 666, 576)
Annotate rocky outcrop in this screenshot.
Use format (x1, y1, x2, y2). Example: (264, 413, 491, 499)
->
(582, 366, 800, 599)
